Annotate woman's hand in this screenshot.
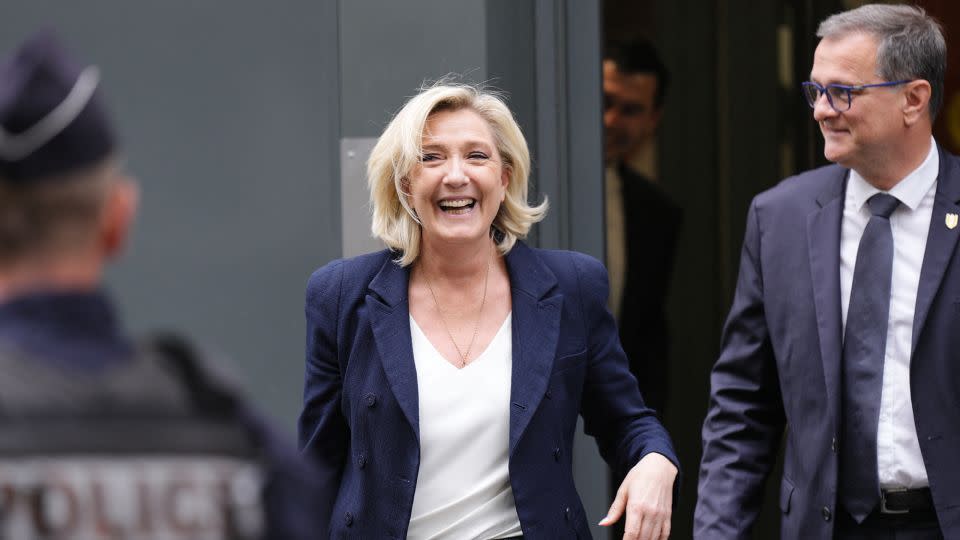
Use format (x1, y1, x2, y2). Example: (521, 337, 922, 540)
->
(599, 452, 678, 540)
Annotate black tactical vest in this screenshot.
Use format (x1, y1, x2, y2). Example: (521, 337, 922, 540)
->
(0, 334, 267, 540)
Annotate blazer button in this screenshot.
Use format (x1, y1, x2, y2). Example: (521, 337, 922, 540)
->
(564, 507, 571, 521)
(821, 506, 832, 521)
(366, 393, 378, 407)
(831, 437, 838, 453)
(345, 512, 354, 526)
(358, 454, 367, 468)
(553, 447, 561, 461)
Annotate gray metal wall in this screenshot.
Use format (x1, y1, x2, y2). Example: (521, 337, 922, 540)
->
(0, 1, 341, 432)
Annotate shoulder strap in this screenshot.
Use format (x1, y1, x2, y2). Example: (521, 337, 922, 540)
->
(141, 332, 245, 417)
(0, 340, 188, 417)
(0, 335, 263, 457)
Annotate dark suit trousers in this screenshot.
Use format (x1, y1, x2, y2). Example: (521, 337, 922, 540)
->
(835, 509, 943, 539)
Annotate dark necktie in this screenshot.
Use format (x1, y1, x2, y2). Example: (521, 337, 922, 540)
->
(840, 192, 901, 522)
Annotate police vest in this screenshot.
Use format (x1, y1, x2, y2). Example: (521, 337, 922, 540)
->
(0, 334, 267, 540)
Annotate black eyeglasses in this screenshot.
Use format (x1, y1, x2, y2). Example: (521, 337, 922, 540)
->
(801, 80, 912, 112)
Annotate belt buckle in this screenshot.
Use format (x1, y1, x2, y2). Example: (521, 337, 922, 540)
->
(880, 488, 910, 515)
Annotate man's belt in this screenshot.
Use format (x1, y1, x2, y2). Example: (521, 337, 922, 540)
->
(880, 487, 934, 514)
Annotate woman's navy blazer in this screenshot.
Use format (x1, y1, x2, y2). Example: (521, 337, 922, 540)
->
(299, 241, 678, 539)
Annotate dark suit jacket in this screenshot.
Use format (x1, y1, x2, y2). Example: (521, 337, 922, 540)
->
(616, 163, 682, 415)
(299, 241, 678, 539)
(695, 146, 960, 539)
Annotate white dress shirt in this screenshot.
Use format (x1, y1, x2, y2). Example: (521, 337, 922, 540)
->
(605, 166, 627, 318)
(605, 145, 657, 319)
(407, 314, 522, 540)
(840, 137, 938, 489)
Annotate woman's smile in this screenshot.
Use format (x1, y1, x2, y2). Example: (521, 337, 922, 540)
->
(437, 197, 476, 215)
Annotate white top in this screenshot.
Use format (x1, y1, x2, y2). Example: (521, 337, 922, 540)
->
(840, 137, 938, 489)
(407, 313, 522, 540)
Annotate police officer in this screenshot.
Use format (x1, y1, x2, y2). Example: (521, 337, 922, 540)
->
(0, 31, 320, 540)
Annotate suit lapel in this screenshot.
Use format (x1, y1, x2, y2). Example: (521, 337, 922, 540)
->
(367, 255, 420, 439)
(913, 147, 960, 351)
(807, 170, 847, 423)
(505, 243, 562, 455)
(363, 243, 565, 451)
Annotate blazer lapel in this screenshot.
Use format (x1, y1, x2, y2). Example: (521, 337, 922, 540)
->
(505, 243, 562, 455)
(367, 255, 420, 439)
(913, 146, 960, 351)
(807, 170, 847, 424)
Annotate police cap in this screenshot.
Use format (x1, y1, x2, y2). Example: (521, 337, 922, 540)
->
(0, 30, 115, 183)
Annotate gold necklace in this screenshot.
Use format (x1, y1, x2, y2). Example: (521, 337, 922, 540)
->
(423, 260, 491, 367)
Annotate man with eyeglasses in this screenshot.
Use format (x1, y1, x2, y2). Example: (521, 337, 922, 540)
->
(696, 4, 955, 539)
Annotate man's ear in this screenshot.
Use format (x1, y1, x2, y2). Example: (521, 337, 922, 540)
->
(903, 79, 932, 126)
(99, 177, 138, 259)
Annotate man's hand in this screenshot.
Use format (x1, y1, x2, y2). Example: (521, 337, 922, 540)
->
(599, 452, 678, 540)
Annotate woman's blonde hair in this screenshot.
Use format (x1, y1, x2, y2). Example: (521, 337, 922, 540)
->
(367, 82, 548, 266)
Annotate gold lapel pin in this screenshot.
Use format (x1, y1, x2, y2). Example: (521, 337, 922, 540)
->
(947, 213, 959, 230)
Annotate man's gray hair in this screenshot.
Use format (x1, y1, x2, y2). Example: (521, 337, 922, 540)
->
(818, 4, 946, 119)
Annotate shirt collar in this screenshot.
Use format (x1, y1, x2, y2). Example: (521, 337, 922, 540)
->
(847, 136, 939, 212)
(0, 288, 132, 368)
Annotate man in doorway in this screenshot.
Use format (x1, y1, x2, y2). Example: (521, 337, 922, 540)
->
(603, 36, 682, 419)
(603, 37, 683, 540)
(696, 5, 956, 538)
